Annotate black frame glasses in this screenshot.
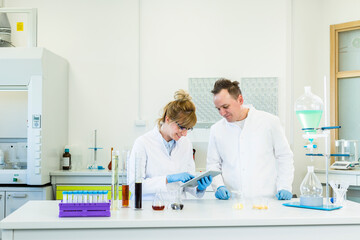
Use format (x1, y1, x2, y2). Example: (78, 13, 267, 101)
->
(175, 122, 193, 131)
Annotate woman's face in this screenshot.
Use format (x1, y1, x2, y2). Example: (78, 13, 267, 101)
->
(163, 117, 189, 141)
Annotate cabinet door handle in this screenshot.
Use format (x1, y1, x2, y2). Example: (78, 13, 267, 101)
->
(0, 195, 2, 200)
(8, 194, 27, 198)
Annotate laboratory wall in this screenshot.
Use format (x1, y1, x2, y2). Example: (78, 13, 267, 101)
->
(292, 0, 360, 195)
(3, 0, 292, 170)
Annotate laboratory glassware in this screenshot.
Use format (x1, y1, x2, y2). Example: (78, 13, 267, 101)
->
(62, 147, 71, 170)
(329, 180, 349, 207)
(111, 151, 120, 210)
(294, 86, 323, 133)
(231, 191, 244, 210)
(88, 130, 103, 169)
(121, 150, 130, 208)
(152, 190, 165, 211)
(170, 189, 184, 210)
(135, 151, 145, 209)
(300, 166, 323, 207)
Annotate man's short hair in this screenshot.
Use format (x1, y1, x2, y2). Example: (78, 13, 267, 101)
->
(211, 78, 242, 99)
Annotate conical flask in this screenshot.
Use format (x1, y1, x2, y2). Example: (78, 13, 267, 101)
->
(300, 166, 323, 206)
(294, 86, 323, 133)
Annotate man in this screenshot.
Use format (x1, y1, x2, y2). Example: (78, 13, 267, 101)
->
(207, 78, 294, 200)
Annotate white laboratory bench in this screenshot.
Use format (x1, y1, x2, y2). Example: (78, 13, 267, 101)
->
(1, 199, 360, 240)
(315, 168, 360, 202)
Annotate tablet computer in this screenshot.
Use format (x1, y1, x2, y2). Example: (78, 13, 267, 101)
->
(180, 170, 221, 188)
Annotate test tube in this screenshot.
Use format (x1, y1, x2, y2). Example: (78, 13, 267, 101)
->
(67, 191, 73, 203)
(73, 191, 78, 203)
(122, 150, 130, 208)
(78, 191, 83, 203)
(89, 191, 93, 203)
(111, 151, 120, 210)
(62, 191, 68, 203)
(135, 150, 145, 209)
(104, 191, 109, 203)
(94, 191, 98, 203)
(83, 190, 88, 203)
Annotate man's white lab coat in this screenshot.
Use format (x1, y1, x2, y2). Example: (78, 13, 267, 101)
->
(207, 107, 294, 198)
(128, 126, 203, 200)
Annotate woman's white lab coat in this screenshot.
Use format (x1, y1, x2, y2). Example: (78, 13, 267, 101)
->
(128, 126, 203, 200)
(207, 107, 294, 198)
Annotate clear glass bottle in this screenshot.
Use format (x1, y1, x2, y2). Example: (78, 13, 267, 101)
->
(300, 166, 323, 206)
(170, 189, 184, 210)
(152, 190, 165, 211)
(294, 86, 323, 133)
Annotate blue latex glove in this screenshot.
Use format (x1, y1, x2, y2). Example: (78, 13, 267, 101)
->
(276, 190, 292, 200)
(215, 186, 231, 200)
(167, 172, 194, 183)
(197, 175, 212, 191)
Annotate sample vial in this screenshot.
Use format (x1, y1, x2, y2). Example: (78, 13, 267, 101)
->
(73, 191, 78, 203)
(78, 191, 83, 203)
(62, 191, 68, 203)
(83, 191, 88, 203)
(67, 191, 73, 203)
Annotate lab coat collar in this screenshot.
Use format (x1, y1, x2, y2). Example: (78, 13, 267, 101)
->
(224, 104, 255, 128)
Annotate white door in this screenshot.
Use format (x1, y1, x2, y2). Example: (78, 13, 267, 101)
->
(5, 191, 42, 216)
(0, 191, 5, 221)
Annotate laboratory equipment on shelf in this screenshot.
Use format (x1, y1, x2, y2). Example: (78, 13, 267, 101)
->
(134, 151, 144, 210)
(88, 130, 103, 170)
(330, 140, 360, 170)
(111, 151, 120, 210)
(61, 147, 71, 170)
(121, 150, 130, 208)
(300, 166, 323, 207)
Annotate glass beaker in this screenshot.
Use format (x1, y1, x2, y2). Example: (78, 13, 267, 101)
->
(294, 86, 323, 133)
(152, 191, 165, 211)
(231, 191, 244, 210)
(170, 189, 184, 210)
(300, 166, 323, 206)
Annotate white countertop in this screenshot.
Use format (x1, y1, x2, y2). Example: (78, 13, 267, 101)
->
(2, 199, 360, 230)
(315, 168, 360, 175)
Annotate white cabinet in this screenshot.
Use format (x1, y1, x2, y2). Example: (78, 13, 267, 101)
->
(0, 191, 4, 220)
(0, 186, 52, 221)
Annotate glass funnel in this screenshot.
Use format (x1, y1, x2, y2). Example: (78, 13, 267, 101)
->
(294, 86, 323, 133)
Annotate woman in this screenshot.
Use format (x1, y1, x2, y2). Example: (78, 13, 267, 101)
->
(128, 90, 212, 200)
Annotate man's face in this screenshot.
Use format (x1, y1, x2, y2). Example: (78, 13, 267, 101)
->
(213, 89, 243, 122)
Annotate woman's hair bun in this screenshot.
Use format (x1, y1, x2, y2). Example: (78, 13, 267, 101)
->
(174, 89, 191, 102)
